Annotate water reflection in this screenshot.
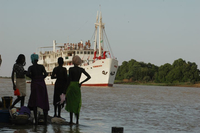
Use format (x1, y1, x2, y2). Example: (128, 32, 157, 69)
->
(11, 124, 82, 133)
(13, 129, 28, 133)
(32, 125, 47, 133)
(52, 125, 62, 133)
(69, 125, 81, 133)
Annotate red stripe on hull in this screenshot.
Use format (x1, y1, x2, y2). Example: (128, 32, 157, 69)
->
(82, 83, 113, 87)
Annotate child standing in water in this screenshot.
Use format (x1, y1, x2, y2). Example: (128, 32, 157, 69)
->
(51, 57, 68, 118)
(10, 54, 27, 109)
(65, 55, 91, 125)
(26, 53, 49, 125)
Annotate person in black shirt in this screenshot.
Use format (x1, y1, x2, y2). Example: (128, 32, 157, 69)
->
(51, 57, 68, 118)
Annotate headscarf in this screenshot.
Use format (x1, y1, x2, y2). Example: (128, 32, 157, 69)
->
(72, 55, 82, 66)
(31, 53, 39, 63)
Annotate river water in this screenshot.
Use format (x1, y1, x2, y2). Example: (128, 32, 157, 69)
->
(1, 78, 200, 133)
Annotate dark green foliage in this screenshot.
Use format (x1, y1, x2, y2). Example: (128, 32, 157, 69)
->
(116, 59, 159, 82)
(116, 58, 200, 83)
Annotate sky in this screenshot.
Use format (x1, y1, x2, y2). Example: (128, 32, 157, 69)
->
(1, 0, 200, 77)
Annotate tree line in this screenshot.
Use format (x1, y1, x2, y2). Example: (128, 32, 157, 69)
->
(116, 58, 200, 84)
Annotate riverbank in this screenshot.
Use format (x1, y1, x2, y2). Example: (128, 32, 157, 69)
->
(114, 80, 200, 88)
(1, 77, 200, 88)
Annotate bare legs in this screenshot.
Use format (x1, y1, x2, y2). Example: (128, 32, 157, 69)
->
(10, 96, 25, 108)
(75, 113, 79, 125)
(69, 112, 79, 125)
(43, 110, 48, 125)
(54, 104, 61, 117)
(33, 107, 48, 126)
(33, 107, 38, 125)
(69, 112, 73, 124)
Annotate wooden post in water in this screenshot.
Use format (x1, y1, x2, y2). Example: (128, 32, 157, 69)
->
(111, 127, 124, 133)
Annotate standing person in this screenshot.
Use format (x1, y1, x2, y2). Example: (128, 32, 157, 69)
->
(10, 54, 27, 109)
(26, 53, 49, 125)
(51, 57, 68, 118)
(65, 55, 91, 125)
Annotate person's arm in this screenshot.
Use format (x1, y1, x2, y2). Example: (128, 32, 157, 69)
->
(79, 69, 91, 86)
(24, 70, 27, 75)
(26, 67, 32, 79)
(51, 68, 56, 79)
(11, 68, 16, 90)
(63, 69, 70, 94)
(42, 65, 48, 78)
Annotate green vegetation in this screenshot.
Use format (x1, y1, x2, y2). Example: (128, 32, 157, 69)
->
(115, 58, 200, 86)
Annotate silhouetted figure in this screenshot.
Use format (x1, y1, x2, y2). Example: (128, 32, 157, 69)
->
(10, 54, 27, 109)
(51, 57, 69, 118)
(65, 55, 91, 125)
(26, 54, 49, 125)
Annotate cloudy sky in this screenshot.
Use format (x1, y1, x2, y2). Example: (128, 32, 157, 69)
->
(1, 0, 200, 76)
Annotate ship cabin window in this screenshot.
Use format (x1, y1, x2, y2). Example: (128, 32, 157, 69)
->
(65, 57, 68, 59)
(80, 51, 83, 54)
(84, 51, 86, 54)
(88, 51, 90, 54)
(91, 51, 93, 54)
(77, 51, 79, 54)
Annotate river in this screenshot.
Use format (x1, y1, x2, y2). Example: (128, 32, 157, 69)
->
(0, 78, 200, 133)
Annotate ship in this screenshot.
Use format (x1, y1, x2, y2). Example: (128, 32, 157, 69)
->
(37, 11, 118, 87)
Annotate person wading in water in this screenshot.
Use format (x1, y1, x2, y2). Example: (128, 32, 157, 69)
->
(65, 55, 91, 125)
(51, 57, 69, 118)
(26, 53, 49, 125)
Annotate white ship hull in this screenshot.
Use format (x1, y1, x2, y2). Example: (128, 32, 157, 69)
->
(44, 58, 118, 87)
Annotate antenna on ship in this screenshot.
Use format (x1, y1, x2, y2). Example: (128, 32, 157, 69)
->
(99, 4, 101, 11)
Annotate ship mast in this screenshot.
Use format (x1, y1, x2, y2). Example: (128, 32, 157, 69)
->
(94, 11, 98, 52)
(94, 11, 105, 59)
(99, 12, 104, 58)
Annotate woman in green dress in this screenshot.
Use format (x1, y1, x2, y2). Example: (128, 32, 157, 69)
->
(65, 55, 91, 125)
